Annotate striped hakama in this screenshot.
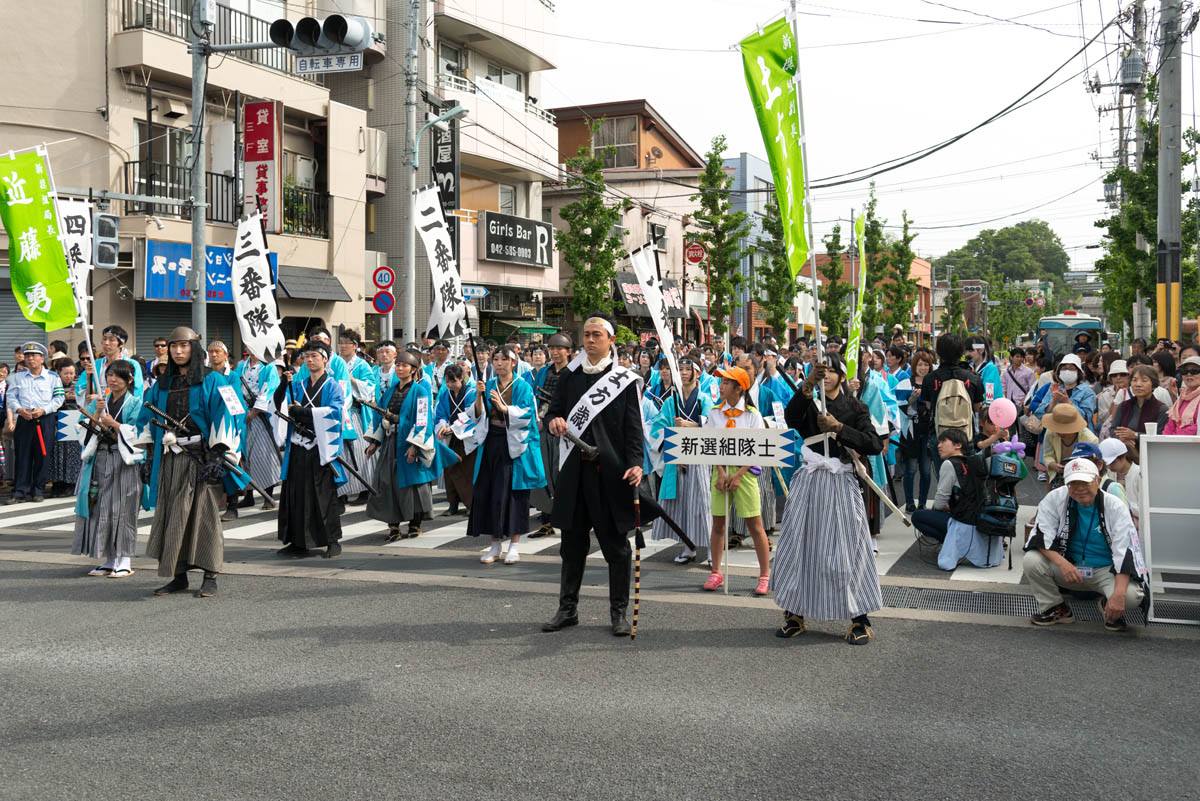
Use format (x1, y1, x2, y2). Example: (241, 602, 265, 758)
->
(243, 415, 281, 490)
(769, 458, 883, 621)
(71, 445, 140, 561)
(337, 412, 374, 497)
(652, 463, 711, 549)
(146, 450, 224, 577)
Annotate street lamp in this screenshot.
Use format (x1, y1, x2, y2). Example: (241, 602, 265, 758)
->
(401, 103, 468, 343)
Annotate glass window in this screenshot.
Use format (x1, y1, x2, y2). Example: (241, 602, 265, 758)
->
(499, 183, 516, 215)
(754, 177, 774, 215)
(592, 116, 638, 169)
(542, 207, 552, 223)
(438, 42, 461, 75)
(486, 63, 522, 92)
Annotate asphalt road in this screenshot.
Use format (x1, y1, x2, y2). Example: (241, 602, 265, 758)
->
(3, 560, 1198, 801)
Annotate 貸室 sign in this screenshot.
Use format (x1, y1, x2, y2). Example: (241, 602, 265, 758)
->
(144, 239, 277, 302)
(243, 100, 282, 233)
(479, 210, 552, 269)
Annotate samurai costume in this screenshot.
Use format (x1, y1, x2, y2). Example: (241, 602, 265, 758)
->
(76, 348, 144, 401)
(137, 333, 246, 595)
(530, 359, 568, 530)
(276, 370, 347, 556)
(649, 384, 713, 555)
(434, 380, 477, 514)
(366, 368, 454, 540)
(466, 376, 546, 549)
(293, 353, 366, 497)
(770, 371, 884, 642)
(340, 353, 378, 499)
(858, 372, 893, 543)
(543, 352, 644, 636)
(233, 358, 283, 498)
(72, 392, 145, 576)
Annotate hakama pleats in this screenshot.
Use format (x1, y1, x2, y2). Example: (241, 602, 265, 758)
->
(145, 450, 224, 577)
(366, 433, 432, 525)
(769, 467, 883, 620)
(337, 412, 374, 497)
(652, 464, 711, 549)
(244, 416, 282, 490)
(71, 446, 140, 561)
(278, 444, 343, 548)
(466, 426, 529, 539)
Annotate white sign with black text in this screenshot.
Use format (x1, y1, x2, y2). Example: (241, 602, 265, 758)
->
(414, 183, 466, 339)
(232, 212, 286, 364)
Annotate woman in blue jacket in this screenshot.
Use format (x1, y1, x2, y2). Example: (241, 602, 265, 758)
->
(467, 347, 546, 565)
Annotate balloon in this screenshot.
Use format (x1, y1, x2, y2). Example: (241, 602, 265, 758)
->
(988, 397, 1018, 429)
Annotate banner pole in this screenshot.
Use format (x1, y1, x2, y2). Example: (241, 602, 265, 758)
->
(724, 488, 730, 595)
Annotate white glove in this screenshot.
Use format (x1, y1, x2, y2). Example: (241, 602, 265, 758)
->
(162, 431, 177, 448)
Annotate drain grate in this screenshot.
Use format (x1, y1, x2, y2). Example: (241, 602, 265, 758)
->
(877, 585, 1200, 627)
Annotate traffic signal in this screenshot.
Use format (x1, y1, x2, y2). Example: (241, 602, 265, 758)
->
(92, 212, 119, 269)
(269, 15, 373, 56)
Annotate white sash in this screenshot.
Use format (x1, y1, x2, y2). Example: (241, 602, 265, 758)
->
(559, 363, 643, 469)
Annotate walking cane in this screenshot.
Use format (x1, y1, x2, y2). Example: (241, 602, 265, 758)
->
(631, 493, 644, 640)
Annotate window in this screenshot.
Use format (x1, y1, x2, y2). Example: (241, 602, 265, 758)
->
(499, 183, 517, 215)
(486, 63, 522, 92)
(134, 121, 189, 197)
(542, 207, 552, 224)
(754, 177, 774, 215)
(438, 42, 461, 76)
(592, 116, 637, 169)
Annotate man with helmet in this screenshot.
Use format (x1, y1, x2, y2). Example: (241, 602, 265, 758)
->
(136, 327, 247, 598)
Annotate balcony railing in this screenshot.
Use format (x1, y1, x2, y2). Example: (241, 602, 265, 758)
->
(283, 185, 329, 238)
(121, 0, 323, 84)
(123, 160, 237, 224)
(437, 73, 557, 126)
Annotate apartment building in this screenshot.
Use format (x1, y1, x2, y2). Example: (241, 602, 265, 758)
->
(0, 0, 388, 357)
(544, 99, 710, 342)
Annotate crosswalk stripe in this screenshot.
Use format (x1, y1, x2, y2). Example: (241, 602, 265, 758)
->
(587, 534, 679, 562)
(389, 520, 470, 549)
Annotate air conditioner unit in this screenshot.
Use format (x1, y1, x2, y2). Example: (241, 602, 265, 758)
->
(480, 293, 501, 312)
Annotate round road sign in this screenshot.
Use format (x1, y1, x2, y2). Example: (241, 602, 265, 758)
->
(684, 242, 707, 265)
(372, 291, 395, 314)
(372, 266, 395, 290)
(1025, 297, 1035, 307)
(1036, 296, 1046, 307)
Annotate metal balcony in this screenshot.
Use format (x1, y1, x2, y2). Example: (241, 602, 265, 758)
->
(283, 185, 329, 239)
(121, 0, 323, 84)
(123, 160, 237, 224)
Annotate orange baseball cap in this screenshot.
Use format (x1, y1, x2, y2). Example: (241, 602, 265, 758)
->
(715, 366, 751, 391)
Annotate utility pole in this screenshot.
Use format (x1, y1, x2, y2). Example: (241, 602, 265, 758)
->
(1133, 0, 1149, 344)
(401, 0, 420, 343)
(1156, 0, 1183, 342)
(189, 0, 210, 341)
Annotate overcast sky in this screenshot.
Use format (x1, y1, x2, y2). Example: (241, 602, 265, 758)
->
(540, 0, 1195, 274)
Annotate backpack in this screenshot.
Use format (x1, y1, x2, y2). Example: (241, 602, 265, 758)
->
(976, 450, 1027, 539)
(935, 371, 975, 440)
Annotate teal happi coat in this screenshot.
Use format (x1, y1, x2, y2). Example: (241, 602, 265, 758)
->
(74, 392, 144, 519)
(470, 376, 545, 491)
(757, 371, 797, 493)
(279, 373, 347, 486)
(650, 385, 713, 500)
(370, 377, 457, 488)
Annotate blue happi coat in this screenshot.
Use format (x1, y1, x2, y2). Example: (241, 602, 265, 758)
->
(77, 350, 145, 400)
(279, 374, 347, 487)
(434, 382, 478, 451)
(74, 392, 145, 519)
(345, 354, 378, 435)
(757, 372, 797, 493)
(293, 353, 354, 437)
(859, 374, 891, 489)
(136, 371, 248, 511)
(650, 385, 713, 500)
(372, 378, 457, 488)
(471, 377, 545, 491)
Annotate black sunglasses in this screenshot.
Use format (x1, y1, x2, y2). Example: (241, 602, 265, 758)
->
(1179, 367, 1200, 376)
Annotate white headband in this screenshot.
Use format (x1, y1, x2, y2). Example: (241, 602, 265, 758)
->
(583, 317, 615, 337)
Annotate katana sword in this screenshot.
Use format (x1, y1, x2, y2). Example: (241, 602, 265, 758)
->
(144, 407, 271, 502)
(274, 408, 375, 493)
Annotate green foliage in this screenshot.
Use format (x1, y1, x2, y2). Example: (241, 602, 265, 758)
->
(690, 135, 750, 338)
(819, 224, 853, 338)
(754, 200, 805, 339)
(986, 280, 1048, 346)
(933, 220, 1070, 285)
(858, 185, 887, 338)
(614, 323, 639, 345)
(940, 274, 965, 336)
(555, 123, 630, 319)
(1093, 102, 1200, 332)
(878, 210, 921, 332)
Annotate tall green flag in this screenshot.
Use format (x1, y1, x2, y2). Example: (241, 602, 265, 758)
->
(741, 17, 808, 277)
(846, 213, 868, 380)
(0, 148, 77, 332)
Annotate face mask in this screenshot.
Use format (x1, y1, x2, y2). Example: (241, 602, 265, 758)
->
(1060, 369, 1078, 385)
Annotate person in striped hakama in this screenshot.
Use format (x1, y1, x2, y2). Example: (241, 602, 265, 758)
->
(337, 329, 378, 504)
(72, 360, 144, 578)
(233, 352, 282, 511)
(648, 357, 712, 564)
(771, 354, 885, 645)
(136, 327, 247, 599)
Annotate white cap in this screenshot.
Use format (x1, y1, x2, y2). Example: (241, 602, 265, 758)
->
(1181, 355, 1200, 369)
(1098, 438, 1129, 465)
(1060, 353, 1083, 369)
(1063, 458, 1100, 484)
(1108, 359, 1129, 375)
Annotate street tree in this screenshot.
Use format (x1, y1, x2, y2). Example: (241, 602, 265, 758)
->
(556, 122, 631, 318)
(879, 210, 921, 332)
(933, 220, 1070, 284)
(754, 199, 805, 339)
(819, 224, 853, 339)
(940, 274, 966, 336)
(860, 185, 887, 340)
(690, 135, 750, 338)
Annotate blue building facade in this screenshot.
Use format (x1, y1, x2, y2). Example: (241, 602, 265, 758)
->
(722, 152, 775, 338)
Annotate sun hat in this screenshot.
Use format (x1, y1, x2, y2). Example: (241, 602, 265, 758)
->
(1042, 403, 1087, 435)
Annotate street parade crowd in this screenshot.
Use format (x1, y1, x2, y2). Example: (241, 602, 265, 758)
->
(1, 318, 1197, 640)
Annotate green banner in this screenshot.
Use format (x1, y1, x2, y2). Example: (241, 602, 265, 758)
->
(741, 17, 808, 278)
(845, 213, 867, 380)
(0, 149, 76, 332)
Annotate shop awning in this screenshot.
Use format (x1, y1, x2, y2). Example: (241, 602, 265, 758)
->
(489, 319, 558, 334)
(276, 265, 352, 302)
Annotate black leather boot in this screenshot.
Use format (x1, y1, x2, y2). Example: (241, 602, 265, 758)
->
(610, 610, 632, 637)
(542, 609, 579, 632)
(543, 560, 584, 632)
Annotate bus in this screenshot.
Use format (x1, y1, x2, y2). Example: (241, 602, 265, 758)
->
(1036, 310, 1106, 355)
